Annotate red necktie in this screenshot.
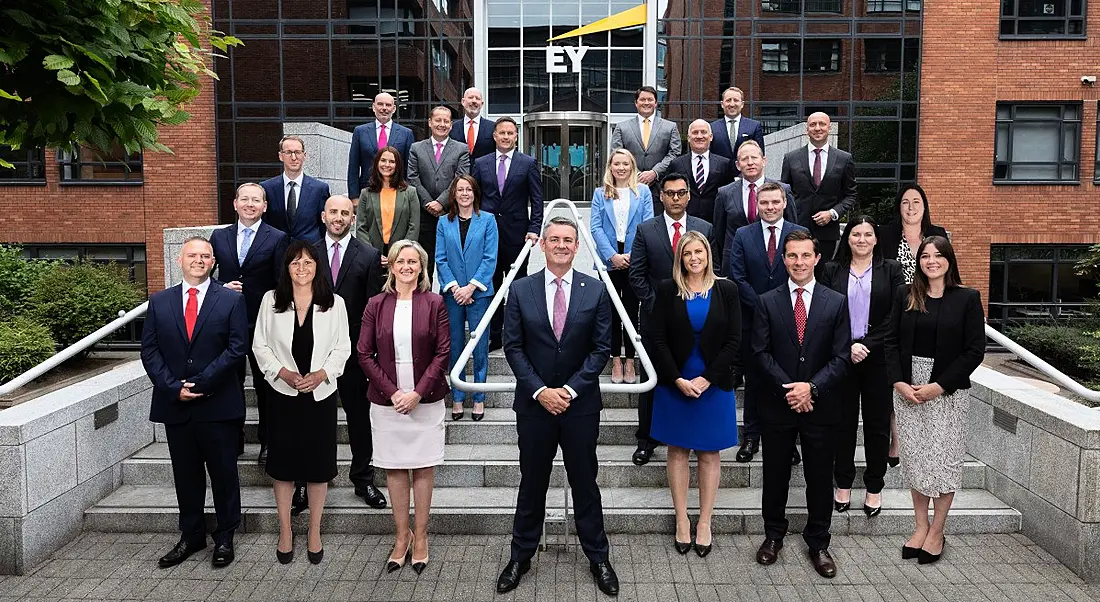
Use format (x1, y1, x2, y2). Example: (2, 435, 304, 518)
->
(767, 225, 777, 265)
(378, 123, 388, 148)
(185, 288, 198, 341)
(813, 148, 823, 188)
(466, 120, 476, 154)
(794, 287, 807, 344)
(747, 182, 757, 223)
(672, 222, 682, 252)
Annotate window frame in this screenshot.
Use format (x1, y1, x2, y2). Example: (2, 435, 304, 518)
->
(866, 0, 922, 11)
(863, 37, 920, 73)
(993, 102, 1081, 185)
(761, 39, 841, 74)
(988, 244, 1098, 329)
(761, 0, 843, 13)
(57, 144, 144, 185)
(0, 147, 47, 185)
(999, 0, 1087, 39)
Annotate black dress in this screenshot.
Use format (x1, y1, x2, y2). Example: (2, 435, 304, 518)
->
(265, 305, 338, 483)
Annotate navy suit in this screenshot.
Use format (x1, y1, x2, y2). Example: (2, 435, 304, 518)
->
(503, 269, 612, 563)
(347, 121, 414, 197)
(260, 175, 330, 242)
(450, 117, 496, 161)
(141, 281, 249, 546)
(668, 152, 736, 222)
(752, 282, 850, 552)
(709, 116, 766, 170)
(781, 145, 858, 262)
(712, 178, 798, 277)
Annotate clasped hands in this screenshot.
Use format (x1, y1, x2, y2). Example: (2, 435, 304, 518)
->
(449, 283, 477, 306)
(674, 376, 710, 399)
(893, 381, 943, 404)
(609, 253, 630, 270)
(850, 342, 870, 364)
(278, 368, 328, 394)
(537, 387, 572, 415)
(390, 390, 423, 414)
(425, 201, 445, 217)
(782, 382, 814, 413)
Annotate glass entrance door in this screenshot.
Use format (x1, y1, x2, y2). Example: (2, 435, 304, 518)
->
(523, 112, 608, 204)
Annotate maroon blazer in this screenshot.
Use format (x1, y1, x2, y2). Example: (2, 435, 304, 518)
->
(357, 290, 451, 405)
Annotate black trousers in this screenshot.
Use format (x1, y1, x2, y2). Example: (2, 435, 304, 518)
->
(634, 311, 656, 449)
(490, 240, 529, 344)
(238, 326, 269, 444)
(338, 358, 376, 489)
(814, 240, 838, 279)
(419, 211, 438, 285)
(511, 411, 610, 564)
(164, 419, 241, 545)
(607, 255, 638, 359)
(834, 357, 892, 493)
(761, 418, 835, 552)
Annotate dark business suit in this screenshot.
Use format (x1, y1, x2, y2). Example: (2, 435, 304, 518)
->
(752, 282, 850, 552)
(712, 178, 798, 277)
(709, 116, 765, 171)
(503, 269, 612, 563)
(141, 281, 249, 547)
(819, 258, 905, 493)
(450, 116, 497, 161)
(314, 236, 383, 490)
(628, 215, 713, 450)
(668, 152, 735, 222)
(347, 121, 415, 197)
(729, 220, 808, 441)
(211, 221, 289, 446)
(781, 146, 857, 263)
(260, 175, 330, 243)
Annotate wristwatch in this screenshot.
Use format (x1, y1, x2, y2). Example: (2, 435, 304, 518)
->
(808, 382, 820, 400)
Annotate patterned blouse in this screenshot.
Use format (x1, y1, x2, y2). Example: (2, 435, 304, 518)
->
(897, 238, 918, 284)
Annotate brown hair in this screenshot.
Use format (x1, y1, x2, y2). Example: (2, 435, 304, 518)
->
(782, 228, 820, 256)
(446, 175, 481, 220)
(907, 235, 964, 313)
(278, 135, 306, 152)
(366, 146, 408, 193)
(756, 180, 785, 199)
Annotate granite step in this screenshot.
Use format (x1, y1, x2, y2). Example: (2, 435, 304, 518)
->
(84, 485, 1021, 536)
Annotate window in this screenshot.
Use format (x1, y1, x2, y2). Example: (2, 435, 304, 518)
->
(762, 0, 842, 12)
(994, 103, 1080, 183)
(0, 146, 45, 184)
(988, 245, 1098, 329)
(758, 106, 800, 134)
(347, 0, 416, 37)
(1000, 0, 1086, 37)
(58, 144, 143, 184)
(866, 0, 921, 11)
(431, 42, 454, 82)
(762, 40, 840, 74)
(864, 38, 920, 72)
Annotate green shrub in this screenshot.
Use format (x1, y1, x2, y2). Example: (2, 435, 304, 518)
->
(1005, 324, 1100, 388)
(27, 261, 142, 351)
(0, 318, 56, 384)
(0, 245, 54, 319)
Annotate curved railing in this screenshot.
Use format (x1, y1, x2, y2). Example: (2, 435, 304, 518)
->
(984, 324, 1100, 404)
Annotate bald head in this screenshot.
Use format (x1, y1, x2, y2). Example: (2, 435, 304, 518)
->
(807, 112, 831, 147)
(322, 195, 355, 239)
(461, 87, 484, 119)
(686, 119, 713, 154)
(373, 93, 396, 123)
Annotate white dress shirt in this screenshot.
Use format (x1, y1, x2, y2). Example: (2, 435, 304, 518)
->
(788, 278, 816, 316)
(326, 231, 352, 269)
(807, 144, 839, 220)
(613, 187, 631, 243)
(236, 219, 261, 260)
(726, 115, 741, 142)
(495, 148, 515, 179)
(664, 212, 688, 247)
(464, 115, 479, 140)
(761, 217, 785, 252)
(282, 172, 304, 205)
(393, 299, 416, 392)
(692, 152, 710, 184)
(741, 175, 765, 216)
(637, 113, 654, 130)
(180, 277, 212, 314)
(376, 119, 393, 145)
(534, 268, 578, 400)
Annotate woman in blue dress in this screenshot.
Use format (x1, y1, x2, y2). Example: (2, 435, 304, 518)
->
(650, 231, 742, 558)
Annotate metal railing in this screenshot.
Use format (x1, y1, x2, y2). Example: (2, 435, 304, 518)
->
(448, 197, 657, 395)
(0, 302, 149, 396)
(985, 324, 1100, 404)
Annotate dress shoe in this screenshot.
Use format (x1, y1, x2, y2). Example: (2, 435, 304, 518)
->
(276, 548, 294, 564)
(257, 444, 268, 466)
(918, 535, 945, 565)
(673, 538, 692, 555)
(452, 404, 464, 421)
(623, 361, 637, 384)
(756, 538, 782, 565)
(356, 483, 387, 509)
(791, 446, 802, 466)
(887, 456, 900, 468)
(632, 446, 653, 466)
(590, 561, 619, 596)
(694, 541, 712, 558)
(901, 545, 921, 560)
(308, 548, 324, 564)
(157, 538, 206, 568)
(833, 489, 851, 513)
(472, 410, 485, 422)
(863, 492, 882, 517)
(411, 555, 429, 574)
(611, 359, 623, 384)
(211, 541, 235, 568)
(291, 485, 309, 516)
(386, 531, 413, 572)
(736, 439, 759, 463)
(808, 549, 837, 578)
(496, 559, 530, 593)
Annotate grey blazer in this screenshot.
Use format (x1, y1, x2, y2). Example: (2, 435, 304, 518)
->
(611, 114, 681, 177)
(407, 137, 470, 208)
(355, 186, 421, 250)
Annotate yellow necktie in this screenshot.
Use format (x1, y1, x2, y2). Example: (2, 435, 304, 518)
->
(642, 117, 651, 150)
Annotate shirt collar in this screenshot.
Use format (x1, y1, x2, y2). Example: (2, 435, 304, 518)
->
(638, 113, 655, 124)
(431, 135, 449, 145)
(743, 175, 764, 189)
(237, 219, 262, 232)
(545, 268, 574, 287)
(282, 172, 303, 187)
(182, 277, 211, 295)
(664, 212, 687, 230)
(497, 149, 514, 161)
(375, 119, 391, 130)
(326, 231, 352, 249)
(727, 115, 740, 124)
(789, 278, 816, 296)
(763, 217, 785, 232)
(692, 150, 709, 162)
(811, 143, 830, 154)
(465, 114, 479, 125)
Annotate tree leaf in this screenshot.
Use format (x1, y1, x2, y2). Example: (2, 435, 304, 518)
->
(56, 69, 80, 86)
(0, 89, 22, 101)
(43, 54, 75, 71)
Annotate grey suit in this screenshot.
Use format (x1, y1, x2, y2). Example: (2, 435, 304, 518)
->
(407, 137, 470, 278)
(611, 115, 681, 215)
(355, 186, 421, 254)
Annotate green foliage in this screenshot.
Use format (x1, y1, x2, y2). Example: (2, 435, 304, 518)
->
(0, 245, 54, 319)
(1073, 243, 1100, 281)
(1005, 324, 1100, 389)
(27, 261, 142, 351)
(0, 318, 56, 384)
(0, 0, 241, 166)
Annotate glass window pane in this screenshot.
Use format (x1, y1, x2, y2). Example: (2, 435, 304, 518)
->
(488, 50, 521, 113)
(995, 124, 1010, 160)
(523, 50, 550, 113)
(1058, 263, 1098, 302)
(1011, 164, 1060, 180)
(1010, 122, 1058, 162)
(1006, 263, 1053, 302)
(1015, 105, 1063, 119)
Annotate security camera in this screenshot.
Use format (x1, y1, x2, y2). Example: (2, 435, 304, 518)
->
(1083, 75, 1097, 85)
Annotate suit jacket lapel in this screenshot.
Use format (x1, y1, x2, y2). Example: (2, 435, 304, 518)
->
(372, 193, 384, 245)
(656, 220, 674, 262)
(190, 283, 219, 342)
(337, 240, 359, 290)
(366, 123, 378, 154)
(169, 284, 187, 342)
(502, 154, 522, 193)
(561, 274, 587, 341)
(731, 185, 747, 224)
(241, 223, 271, 269)
(776, 285, 800, 348)
(531, 270, 553, 338)
(224, 225, 242, 272)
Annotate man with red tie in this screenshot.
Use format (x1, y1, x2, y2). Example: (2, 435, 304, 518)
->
(141, 237, 249, 569)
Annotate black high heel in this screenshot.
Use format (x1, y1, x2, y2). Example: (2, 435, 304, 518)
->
(386, 532, 413, 572)
(452, 405, 464, 421)
(902, 545, 921, 560)
(863, 504, 882, 517)
(308, 548, 324, 564)
(411, 538, 429, 574)
(673, 539, 692, 555)
(918, 536, 946, 565)
(693, 523, 712, 557)
(833, 489, 851, 513)
(276, 548, 294, 564)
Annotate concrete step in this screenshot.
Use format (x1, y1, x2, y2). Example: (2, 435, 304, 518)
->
(84, 485, 1020, 536)
(122, 442, 985, 490)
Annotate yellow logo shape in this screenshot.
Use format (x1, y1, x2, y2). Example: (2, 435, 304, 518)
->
(547, 3, 646, 42)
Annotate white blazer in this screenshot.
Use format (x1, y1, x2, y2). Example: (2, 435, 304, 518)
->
(252, 290, 351, 399)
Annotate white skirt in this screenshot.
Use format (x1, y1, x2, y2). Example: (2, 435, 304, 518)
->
(370, 400, 446, 470)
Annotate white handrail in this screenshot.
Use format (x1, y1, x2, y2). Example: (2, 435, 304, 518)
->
(0, 302, 149, 395)
(985, 324, 1100, 404)
(449, 198, 657, 394)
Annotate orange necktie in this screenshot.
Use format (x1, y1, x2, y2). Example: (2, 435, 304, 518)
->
(466, 120, 476, 154)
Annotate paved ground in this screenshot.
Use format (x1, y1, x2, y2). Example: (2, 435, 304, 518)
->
(1, 532, 1097, 601)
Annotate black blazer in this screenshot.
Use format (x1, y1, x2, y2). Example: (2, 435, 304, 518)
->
(668, 153, 735, 222)
(210, 221, 290, 327)
(877, 223, 949, 263)
(818, 258, 905, 359)
(780, 146, 857, 242)
(312, 236, 383, 348)
(628, 215, 714, 315)
(650, 278, 741, 390)
(884, 286, 985, 395)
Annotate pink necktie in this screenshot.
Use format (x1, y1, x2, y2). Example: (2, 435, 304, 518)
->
(747, 182, 757, 222)
(330, 242, 341, 284)
(435, 142, 443, 162)
(378, 123, 388, 148)
(552, 278, 567, 341)
(795, 287, 807, 344)
(813, 148, 822, 188)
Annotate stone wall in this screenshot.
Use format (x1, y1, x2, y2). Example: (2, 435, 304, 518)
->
(284, 122, 353, 197)
(761, 123, 838, 181)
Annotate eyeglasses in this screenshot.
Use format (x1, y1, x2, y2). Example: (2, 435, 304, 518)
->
(661, 189, 690, 198)
(280, 150, 305, 158)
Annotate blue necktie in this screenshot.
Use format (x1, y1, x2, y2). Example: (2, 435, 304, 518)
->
(239, 227, 253, 264)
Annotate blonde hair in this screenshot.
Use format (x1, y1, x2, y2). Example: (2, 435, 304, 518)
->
(601, 148, 639, 200)
(671, 231, 718, 300)
(383, 240, 431, 293)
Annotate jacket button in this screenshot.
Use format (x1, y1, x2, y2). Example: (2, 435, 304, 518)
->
(799, 357, 805, 362)
(187, 359, 193, 364)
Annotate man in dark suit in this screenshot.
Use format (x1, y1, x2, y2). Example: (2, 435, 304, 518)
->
(141, 236, 249, 569)
(210, 183, 289, 463)
(709, 86, 765, 173)
(729, 182, 808, 465)
(450, 87, 496, 160)
(752, 229, 850, 579)
(780, 112, 857, 264)
(668, 119, 735, 222)
(471, 116, 543, 350)
(611, 86, 681, 213)
(311, 195, 387, 510)
(408, 105, 471, 280)
(495, 216, 618, 597)
(627, 173, 712, 466)
(712, 141, 797, 277)
(347, 92, 415, 197)
(260, 136, 331, 243)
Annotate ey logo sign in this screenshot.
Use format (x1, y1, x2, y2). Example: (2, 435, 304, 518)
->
(545, 4, 646, 73)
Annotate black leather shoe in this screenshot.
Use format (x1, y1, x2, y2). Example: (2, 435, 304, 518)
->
(308, 548, 324, 565)
(902, 545, 921, 560)
(276, 548, 294, 564)
(211, 541, 234, 568)
(736, 439, 759, 463)
(158, 539, 206, 568)
(809, 549, 837, 578)
(257, 444, 268, 466)
(452, 409, 464, 421)
(756, 538, 782, 565)
(590, 561, 619, 596)
(471, 411, 485, 422)
(694, 541, 712, 558)
(356, 484, 387, 509)
(791, 446, 802, 466)
(863, 504, 882, 517)
(291, 485, 308, 516)
(632, 446, 653, 466)
(834, 500, 851, 513)
(887, 456, 900, 468)
(673, 538, 692, 555)
(496, 559, 530, 593)
(918, 536, 946, 565)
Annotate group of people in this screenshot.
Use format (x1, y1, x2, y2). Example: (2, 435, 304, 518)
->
(138, 83, 985, 596)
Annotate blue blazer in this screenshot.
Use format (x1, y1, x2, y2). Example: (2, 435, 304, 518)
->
(347, 121, 414, 197)
(472, 151, 544, 250)
(141, 282, 249, 425)
(210, 221, 289, 326)
(590, 186, 653, 265)
(435, 211, 499, 300)
(729, 221, 808, 315)
(503, 270, 612, 417)
(709, 116, 766, 169)
(260, 174, 329, 242)
(450, 117, 496, 161)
